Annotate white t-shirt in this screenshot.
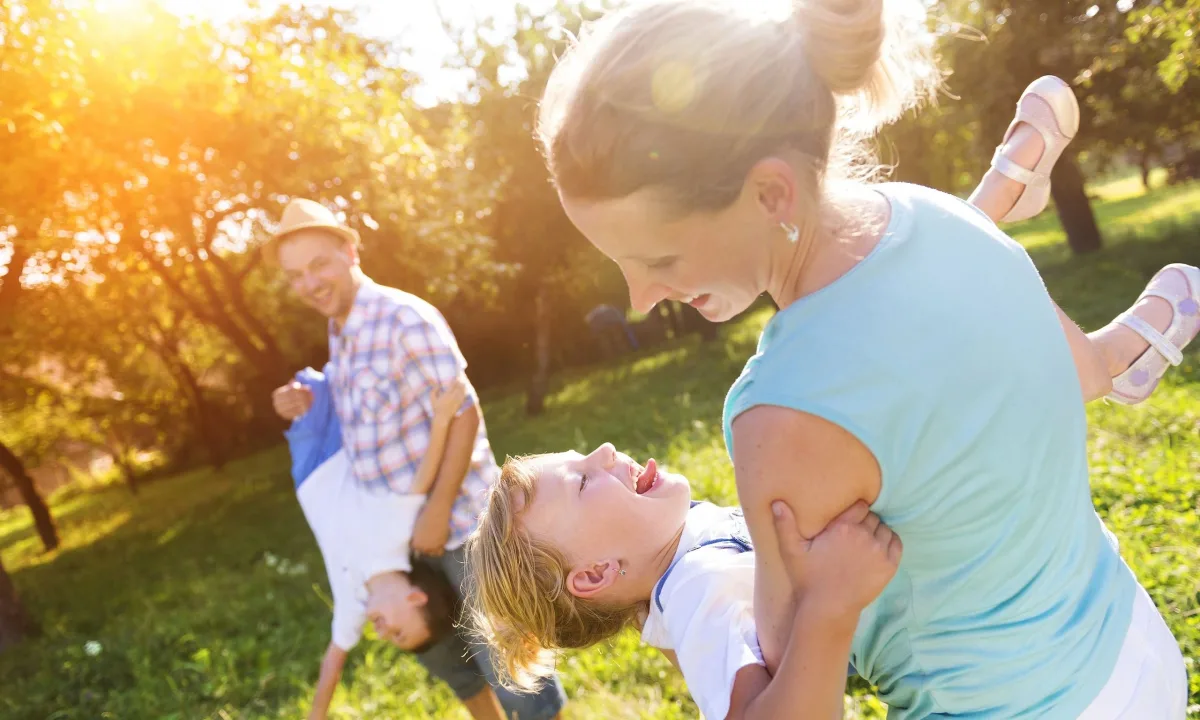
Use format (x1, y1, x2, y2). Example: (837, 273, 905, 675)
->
(296, 449, 426, 651)
(641, 502, 762, 720)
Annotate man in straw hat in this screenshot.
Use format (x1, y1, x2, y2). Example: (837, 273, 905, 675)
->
(266, 198, 566, 720)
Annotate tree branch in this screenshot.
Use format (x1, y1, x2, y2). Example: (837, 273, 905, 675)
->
(202, 200, 255, 251)
(137, 246, 222, 328)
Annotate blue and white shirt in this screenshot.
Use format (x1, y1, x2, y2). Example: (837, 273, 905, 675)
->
(641, 502, 763, 720)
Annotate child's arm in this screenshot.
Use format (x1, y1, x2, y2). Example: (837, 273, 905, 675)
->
(726, 609, 853, 720)
(726, 502, 901, 720)
(408, 377, 468, 496)
(308, 642, 348, 720)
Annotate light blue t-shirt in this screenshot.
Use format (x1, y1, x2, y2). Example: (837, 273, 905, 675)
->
(724, 183, 1136, 718)
(285, 364, 343, 489)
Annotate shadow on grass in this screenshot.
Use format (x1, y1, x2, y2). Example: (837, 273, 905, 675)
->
(1009, 180, 1200, 251)
(1032, 219, 1200, 332)
(0, 455, 327, 720)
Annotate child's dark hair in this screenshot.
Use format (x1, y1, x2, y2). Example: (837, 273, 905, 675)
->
(407, 560, 462, 655)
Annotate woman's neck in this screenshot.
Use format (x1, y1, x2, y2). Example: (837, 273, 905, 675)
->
(768, 186, 891, 311)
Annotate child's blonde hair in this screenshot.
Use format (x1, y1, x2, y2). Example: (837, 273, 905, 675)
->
(540, 0, 940, 224)
(466, 455, 642, 691)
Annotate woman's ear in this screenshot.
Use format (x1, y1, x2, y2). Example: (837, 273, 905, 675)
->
(747, 156, 799, 223)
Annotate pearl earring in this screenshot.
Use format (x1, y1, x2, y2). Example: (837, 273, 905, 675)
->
(780, 221, 800, 244)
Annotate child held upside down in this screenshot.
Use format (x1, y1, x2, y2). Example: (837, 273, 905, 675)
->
(284, 364, 467, 719)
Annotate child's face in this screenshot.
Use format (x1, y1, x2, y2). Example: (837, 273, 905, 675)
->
(365, 572, 432, 651)
(520, 443, 692, 599)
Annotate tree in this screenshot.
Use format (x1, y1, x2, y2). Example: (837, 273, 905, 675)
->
(0, 555, 37, 652)
(1084, 0, 1200, 190)
(443, 2, 617, 414)
(1125, 0, 1200, 92)
(930, 0, 1113, 252)
(0, 0, 89, 334)
(0, 440, 58, 552)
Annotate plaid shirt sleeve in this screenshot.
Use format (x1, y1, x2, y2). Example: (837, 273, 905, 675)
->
(391, 309, 476, 421)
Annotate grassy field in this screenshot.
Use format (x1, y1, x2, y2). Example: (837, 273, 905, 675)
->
(3, 179, 1200, 719)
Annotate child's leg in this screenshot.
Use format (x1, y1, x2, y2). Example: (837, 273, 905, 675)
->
(1055, 305, 1114, 403)
(968, 121, 1046, 224)
(965, 78, 1192, 404)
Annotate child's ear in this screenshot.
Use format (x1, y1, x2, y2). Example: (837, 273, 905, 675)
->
(407, 588, 429, 607)
(567, 560, 620, 599)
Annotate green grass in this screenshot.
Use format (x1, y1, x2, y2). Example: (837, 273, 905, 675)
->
(1004, 172, 1200, 256)
(3, 181, 1200, 719)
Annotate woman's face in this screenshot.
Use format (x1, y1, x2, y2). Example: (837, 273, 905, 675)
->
(561, 184, 778, 323)
(560, 157, 803, 322)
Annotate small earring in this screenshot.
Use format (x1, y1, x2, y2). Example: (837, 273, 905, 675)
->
(618, 568, 626, 576)
(780, 221, 800, 244)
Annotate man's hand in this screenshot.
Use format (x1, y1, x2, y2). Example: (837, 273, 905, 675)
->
(273, 381, 314, 421)
(410, 502, 452, 557)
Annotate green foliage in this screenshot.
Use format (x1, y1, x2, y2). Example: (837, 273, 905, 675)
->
(1125, 0, 1200, 92)
(6, 0, 1199, 475)
(2, 184, 1198, 718)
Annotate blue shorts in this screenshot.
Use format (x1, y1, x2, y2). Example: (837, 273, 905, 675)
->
(414, 546, 566, 719)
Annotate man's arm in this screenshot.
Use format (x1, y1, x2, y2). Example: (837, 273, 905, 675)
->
(309, 642, 348, 720)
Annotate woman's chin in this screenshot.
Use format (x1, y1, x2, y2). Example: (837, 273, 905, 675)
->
(698, 298, 742, 323)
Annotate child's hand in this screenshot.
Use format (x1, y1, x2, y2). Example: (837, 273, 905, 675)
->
(431, 377, 468, 425)
(771, 500, 902, 619)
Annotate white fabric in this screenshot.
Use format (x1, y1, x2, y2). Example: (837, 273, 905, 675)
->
(296, 449, 427, 651)
(641, 503, 762, 720)
(1077, 585, 1188, 719)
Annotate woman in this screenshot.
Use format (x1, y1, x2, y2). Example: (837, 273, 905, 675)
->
(533, 0, 1193, 716)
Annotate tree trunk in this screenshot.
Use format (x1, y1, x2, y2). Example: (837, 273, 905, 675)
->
(1050, 154, 1103, 255)
(0, 441, 58, 552)
(103, 428, 140, 495)
(0, 241, 30, 331)
(525, 286, 552, 417)
(1139, 148, 1153, 192)
(0, 556, 36, 652)
(167, 357, 228, 469)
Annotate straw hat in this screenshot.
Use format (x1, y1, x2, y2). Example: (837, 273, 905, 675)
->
(263, 198, 361, 265)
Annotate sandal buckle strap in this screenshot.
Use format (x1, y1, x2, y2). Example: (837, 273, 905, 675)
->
(1115, 312, 1184, 366)
(991, 148, 1048, 188)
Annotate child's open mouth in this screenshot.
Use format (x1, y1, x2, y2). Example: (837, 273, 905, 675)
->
(634, 458, 659, 495)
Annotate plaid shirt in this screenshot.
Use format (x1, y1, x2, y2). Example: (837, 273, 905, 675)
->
(326, 278, 496, 549)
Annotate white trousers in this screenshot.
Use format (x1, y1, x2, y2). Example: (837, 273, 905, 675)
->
(1078, 586, 1188, 719)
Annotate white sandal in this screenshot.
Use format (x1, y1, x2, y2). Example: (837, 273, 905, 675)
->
(991, 76, 1080, 223)
(1108, 264, 1200, 405)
